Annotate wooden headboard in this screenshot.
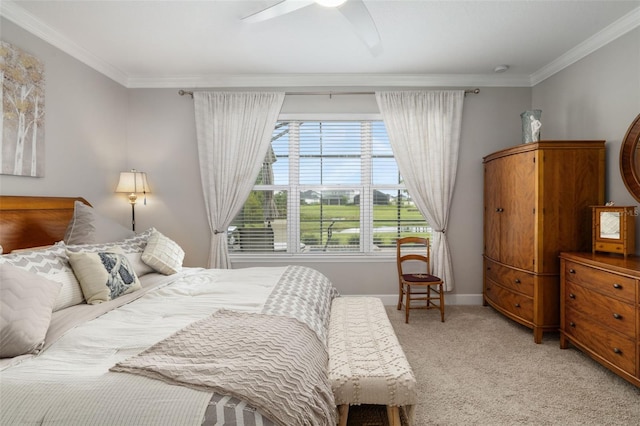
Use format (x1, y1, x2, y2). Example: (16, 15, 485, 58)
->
(0, 196, 91, 253)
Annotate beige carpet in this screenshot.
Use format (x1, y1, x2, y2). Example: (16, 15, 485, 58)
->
(348, 305, 640, 426)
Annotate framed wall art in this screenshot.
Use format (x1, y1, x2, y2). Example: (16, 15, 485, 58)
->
(1, 41, 46, 177)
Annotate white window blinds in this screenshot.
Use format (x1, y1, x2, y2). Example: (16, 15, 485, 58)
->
(229, 120, 430, 254)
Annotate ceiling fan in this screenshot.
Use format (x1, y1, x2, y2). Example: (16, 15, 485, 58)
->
(242, 0, 382, 56)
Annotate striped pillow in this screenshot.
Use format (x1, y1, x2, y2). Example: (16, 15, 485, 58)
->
(42, 270, 85, 311)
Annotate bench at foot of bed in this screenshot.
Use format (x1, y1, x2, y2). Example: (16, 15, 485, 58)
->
(328, 297, 417, 426)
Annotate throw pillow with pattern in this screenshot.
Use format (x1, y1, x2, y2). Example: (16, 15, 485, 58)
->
(67, 249, 141, 304)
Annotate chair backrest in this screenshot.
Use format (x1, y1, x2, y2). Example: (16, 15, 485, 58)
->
(396, 236, 431, 276)
(238, 227, 275, 252)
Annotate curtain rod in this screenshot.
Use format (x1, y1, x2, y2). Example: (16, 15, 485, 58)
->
(178, 88, 480, 98)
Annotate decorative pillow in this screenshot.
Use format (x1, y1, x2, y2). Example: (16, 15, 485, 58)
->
(66, 228, 154, 277)
(0, 243, 69, 275)
(67, 249, 141, 304)
(64, 201, 135, 245)
(0, 263, 62, 358)
(141, 229, 184, 275)
(124, 252, 155, 277)
(42, 270, 85, 311)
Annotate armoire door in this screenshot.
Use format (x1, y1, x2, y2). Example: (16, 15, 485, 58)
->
(484, 158, 503, 261)
(500, 151, 536, 271)
(485, 151, 536, 269)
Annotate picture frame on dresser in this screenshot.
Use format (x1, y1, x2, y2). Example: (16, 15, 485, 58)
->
(591, 205, 636, 258)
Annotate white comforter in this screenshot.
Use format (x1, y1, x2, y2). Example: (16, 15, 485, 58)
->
(1, 266, 288, 426)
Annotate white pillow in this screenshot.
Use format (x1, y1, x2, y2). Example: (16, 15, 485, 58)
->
(64, 201, 134, 245)
(124, 252, 155, 277)
(141, 229, 184, 275)
(0, 264, 62, 358)
(67, 249, 141, 304)
(42, 270, 85, 311)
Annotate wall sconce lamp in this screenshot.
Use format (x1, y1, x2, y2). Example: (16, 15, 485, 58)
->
(115, 169, 150, 231)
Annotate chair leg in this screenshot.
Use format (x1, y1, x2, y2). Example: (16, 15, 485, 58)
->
(440, 283, 445, 322)
(405, 285, 411, 323)
(338, 404, 349, 426)
(397, 285, 403, 310)
(387, 406, 401, 426)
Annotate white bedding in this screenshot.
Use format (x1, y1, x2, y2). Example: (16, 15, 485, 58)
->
(1, 266, 289, 426)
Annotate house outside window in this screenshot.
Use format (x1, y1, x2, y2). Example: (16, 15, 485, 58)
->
(229, 120, 430, 254)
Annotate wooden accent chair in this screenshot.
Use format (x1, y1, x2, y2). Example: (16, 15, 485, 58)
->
(396, 236, 444, 323)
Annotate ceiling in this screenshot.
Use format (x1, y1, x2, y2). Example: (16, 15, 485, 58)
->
(2, 0, 640, 88)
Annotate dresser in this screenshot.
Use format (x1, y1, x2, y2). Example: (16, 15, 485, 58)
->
(559, 252, 640, 387)
(483, 141, 605, 343)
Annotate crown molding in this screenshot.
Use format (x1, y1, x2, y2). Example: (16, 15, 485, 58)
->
(1, 0, 128, 86)
(3, 1, 638, 89)
(531, 6, 640, 86)
(0, 0, 531, 89)
(126, 73, 532, 89)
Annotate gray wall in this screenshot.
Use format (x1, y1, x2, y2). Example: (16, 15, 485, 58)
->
(532, 27, 640, 253)
(0, 19, 129, 221)
(3, 16, 637, 303)
(127, 87, 531, 303)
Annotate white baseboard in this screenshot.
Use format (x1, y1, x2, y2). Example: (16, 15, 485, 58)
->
(345, 293, 484, 306)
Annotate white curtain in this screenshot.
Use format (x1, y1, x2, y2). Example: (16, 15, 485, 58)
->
(375, 90, 464, 291)
(194, 91, 285, 268)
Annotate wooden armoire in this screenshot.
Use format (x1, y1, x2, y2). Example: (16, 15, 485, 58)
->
(483, 141, 605, 343)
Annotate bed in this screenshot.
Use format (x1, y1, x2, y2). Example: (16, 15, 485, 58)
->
(0, 196, 338, 426)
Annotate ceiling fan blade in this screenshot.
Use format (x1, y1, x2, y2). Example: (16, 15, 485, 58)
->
(242, 0, 315, 23)
(337, 0, 382, 55)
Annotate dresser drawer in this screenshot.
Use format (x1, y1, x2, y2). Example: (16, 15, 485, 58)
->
(485, 279, 534, 323)
(564, 282, 635, 338)
(564, 261, 635, 303)
(485, 258, 534, 297)
(564, 308, 636, 375)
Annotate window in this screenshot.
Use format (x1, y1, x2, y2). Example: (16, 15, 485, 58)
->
(229, 120, 430, 254)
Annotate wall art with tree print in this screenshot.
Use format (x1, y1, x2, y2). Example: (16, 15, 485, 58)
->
(1, 41, 46, 177)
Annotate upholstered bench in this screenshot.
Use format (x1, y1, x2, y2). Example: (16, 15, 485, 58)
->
(328, 297, 417, 426)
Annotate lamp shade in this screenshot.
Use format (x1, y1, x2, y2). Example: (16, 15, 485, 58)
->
(115, 170, 150, 194)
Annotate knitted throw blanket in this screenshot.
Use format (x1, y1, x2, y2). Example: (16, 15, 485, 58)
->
(111, 309, 336, 426)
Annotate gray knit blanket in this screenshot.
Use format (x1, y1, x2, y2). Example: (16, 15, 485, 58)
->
(111, 309, 336, 426)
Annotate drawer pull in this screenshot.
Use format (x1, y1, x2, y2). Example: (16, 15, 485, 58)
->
(569, 269, 576, 274)
(613, 348, 622, 355)
(613, 283, 622, 289)
(569, 322, 576, 328)
(613, 313, 622, 320)
(514, 303, 520, 308)
(569, 293, 576, 299)
(514, 279, 521, 284)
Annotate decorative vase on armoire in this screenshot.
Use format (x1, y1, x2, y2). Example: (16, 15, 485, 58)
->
(520, 110, 542, 143)
(482, 140, 605, 343)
